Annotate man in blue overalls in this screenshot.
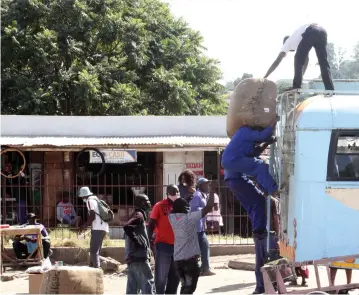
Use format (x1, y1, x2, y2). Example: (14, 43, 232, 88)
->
(223, 132, 277, 294)
(221, 125, 278, 197)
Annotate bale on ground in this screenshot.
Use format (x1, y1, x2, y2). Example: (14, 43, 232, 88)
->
(226, 78, 277, 138)
(39, 266, 104, 294)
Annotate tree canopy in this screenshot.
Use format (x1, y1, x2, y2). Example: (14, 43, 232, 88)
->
(1, 0, 227, 115)
(324, 42, 359, 79)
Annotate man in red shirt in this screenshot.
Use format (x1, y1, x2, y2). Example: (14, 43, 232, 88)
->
(148, 185, 180, 294)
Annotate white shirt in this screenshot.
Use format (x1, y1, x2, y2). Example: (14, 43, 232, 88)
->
(86, 196, 109, 232)
(280, 24, 311, 53)
(206, 193, 224, 226)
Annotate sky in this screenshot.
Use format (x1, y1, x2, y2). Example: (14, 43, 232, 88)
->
(167, 0, 359, 83)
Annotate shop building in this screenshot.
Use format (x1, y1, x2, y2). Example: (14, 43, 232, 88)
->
(1, 115, 267, 238)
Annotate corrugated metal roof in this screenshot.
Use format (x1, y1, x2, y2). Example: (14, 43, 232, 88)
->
(0, 136, 230, 147)
(1, 115, 227, 138)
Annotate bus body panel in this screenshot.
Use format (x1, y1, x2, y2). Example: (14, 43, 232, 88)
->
(278, 94, 359, 262)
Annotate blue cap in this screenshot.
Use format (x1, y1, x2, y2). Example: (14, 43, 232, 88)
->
(197, 177, 211, 186)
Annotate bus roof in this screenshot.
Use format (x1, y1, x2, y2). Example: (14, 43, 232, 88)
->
(296, 95, 359, 130)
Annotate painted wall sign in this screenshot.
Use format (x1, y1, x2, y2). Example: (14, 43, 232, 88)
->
(186, 163, 203, 169)
(186, 163, 203, 177)
(89, 149, 137, 164)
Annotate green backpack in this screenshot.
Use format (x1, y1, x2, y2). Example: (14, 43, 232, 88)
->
(95, 199, 114, 223)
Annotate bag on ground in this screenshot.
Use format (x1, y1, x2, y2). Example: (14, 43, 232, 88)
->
(39, 266, 104, 294)
(226, 78, 277, 138)
(96, 199, 114, 222)
(265, 258, 297, 283)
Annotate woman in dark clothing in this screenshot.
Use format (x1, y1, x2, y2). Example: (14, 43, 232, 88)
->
(178, 170, 196, 202)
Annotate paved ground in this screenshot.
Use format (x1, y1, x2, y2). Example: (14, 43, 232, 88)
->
(1, 255, 358, 294)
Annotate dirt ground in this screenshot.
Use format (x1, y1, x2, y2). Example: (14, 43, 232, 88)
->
(1, 255, 359, 294)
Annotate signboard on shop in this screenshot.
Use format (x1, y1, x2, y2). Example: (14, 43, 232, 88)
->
(89, 149, 137, 164)
(186, 163, 203, 177)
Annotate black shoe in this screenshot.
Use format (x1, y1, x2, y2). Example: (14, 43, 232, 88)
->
(252, 289, 265, 294)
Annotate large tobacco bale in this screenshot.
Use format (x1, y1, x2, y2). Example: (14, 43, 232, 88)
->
(227, 78, 277, 138)
(39, 266, 104, 294)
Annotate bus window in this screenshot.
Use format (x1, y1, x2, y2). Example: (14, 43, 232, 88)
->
(327, 132, 359, 181)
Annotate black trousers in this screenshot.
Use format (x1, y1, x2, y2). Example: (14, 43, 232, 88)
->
(294, 24, 334, 90)
(13, 239, 51, 259)
(175, 257, 200, 294)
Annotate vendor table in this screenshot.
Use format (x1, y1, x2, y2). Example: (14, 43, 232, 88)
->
(0, 226, 43, 274)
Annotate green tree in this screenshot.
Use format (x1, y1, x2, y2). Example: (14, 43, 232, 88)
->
(322, 42, 359, 79)
(1, 0, 226, 115)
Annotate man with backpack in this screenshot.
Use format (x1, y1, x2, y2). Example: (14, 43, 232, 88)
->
(78, 186, 112, 268)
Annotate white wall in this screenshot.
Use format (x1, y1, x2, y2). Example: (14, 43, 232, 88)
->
(162, 151, 204, 197)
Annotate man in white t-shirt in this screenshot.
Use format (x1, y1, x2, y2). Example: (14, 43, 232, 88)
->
(264, 23, 334, 91)
(78, 186, 109, 268)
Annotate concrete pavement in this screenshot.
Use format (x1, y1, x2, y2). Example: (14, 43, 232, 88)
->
(0, 255, 358, 294)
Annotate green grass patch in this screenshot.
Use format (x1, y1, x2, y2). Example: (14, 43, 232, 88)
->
(4, 228, 253, 248)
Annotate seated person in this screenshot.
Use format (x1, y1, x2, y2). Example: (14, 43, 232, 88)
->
(206, 192, 224, 234)
(221, 124, 278, 197)
(56, 191, 81, 227)
(12, 213, 52, 259)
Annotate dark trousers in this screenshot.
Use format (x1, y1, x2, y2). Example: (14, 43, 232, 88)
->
(224, 157, 277, 195)
(225, 178, 266, 232)
(253, 232, 279, 293)
(126, 261, 155, 294)
(13, 239, 51, 259)
(197, 232, 210, 272)
(294, 24, 334, 90)
(155, 242, 180, 294)
(175, 257, 201, 294)
(89, 230, 106, 268)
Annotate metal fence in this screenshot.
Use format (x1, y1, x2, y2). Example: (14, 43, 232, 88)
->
(1, 172, 253, 245)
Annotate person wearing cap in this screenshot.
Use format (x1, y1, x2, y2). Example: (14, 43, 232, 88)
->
(78, 186, 109, 268)
(169, 181, 217, 294)
(12, 213, 52, 259)
(147, 184, 180, 294)
(189, 178, 215, 276)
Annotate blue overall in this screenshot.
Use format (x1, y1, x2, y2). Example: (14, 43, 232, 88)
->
(225, 173, 277, 293)
(222, 126, 278, 195)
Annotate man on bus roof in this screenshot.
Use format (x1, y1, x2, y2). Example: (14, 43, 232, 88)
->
(264, 23, 334, 91)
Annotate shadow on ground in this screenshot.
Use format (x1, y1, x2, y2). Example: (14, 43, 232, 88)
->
(208, 282, 255, 293)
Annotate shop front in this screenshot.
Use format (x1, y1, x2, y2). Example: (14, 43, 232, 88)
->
(1, 115, 269, 240)
(1, 115, 231, 232)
